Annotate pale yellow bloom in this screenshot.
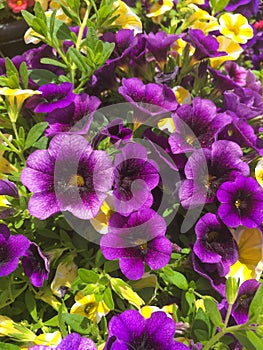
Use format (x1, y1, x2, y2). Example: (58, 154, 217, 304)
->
(158, 118, 175, 133)
(255, 158, 263, 187)
(98, 344, 105, 350)
(90, 198, 115, 234)
(0, 87, 41, 122)
(140, 305, 173, 319)
(0, 316, 21, 337)
(195, 299, 205, 311)
(209, 36, 243, 69)
(186, 0, 205, 4)
(113, 0, 142, 34)
(187, 4, 219, 34)
(219, 13, 253, 44)
(227, 227, 263, 284)
(34, 331, 62, 347)
(172, 38, 195, 61)
(51, 261, 78, 298)
(70, 292, 110, 323)
(111, 278, 145, 309)
(173, 86, 191, 105)
(146, 0, 173, 18)
(35, 289, 61, 311)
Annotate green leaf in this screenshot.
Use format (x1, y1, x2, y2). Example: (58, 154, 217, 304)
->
(104, 260, 119, 273)
(233, 330, 256, 350)
(210, 0, 230, 13)
(103, 287, 114, 309)
(24, 122, 48, 150)
(78, 269, 100, 283)
(40, 58, 68, 69)
(67, 47, 89, 73)
(58, 303, 68, 338)
(60, 4, 81, 25)
(249, 282, 263, 323)
(161, 267, 188, 290)
(0, 343, 20, 350)
(204, 299, 224, 327)
(47, 17, 72, 41)
(246, 330, 263, 348)
(5, 58, 19, 88)
(25, 290, 38, 322)
(34, 0, 47, 24)
(62, 313, 91, 334)
(21, 10, 36, 28)
(29, 69, 59, 85)
(192, 308, 211, 341)
(19, 62, 28, 89)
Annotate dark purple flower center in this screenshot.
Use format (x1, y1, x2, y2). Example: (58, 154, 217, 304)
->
(115, 159, 143, 199)
(234, 191, 249, 210)
(135, 239, 148, 256)
(68, 174, 86, 188)
(236, 293, 253, 310)
(0, 245, 9, 264)
(129, 335, 156, 350)
(44, 92, 67, 103)
(205, 231, 218, 243)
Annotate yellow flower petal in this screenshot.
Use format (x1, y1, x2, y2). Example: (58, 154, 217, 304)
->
(113, 0, 142, 34)
(146, 0, 173, 18)
(186, 4, 219, 34)
(219, 13, 253, 44)
(255, 158, 263, 187)
(210, 36, 243, 69)
(158, 118, 176, 133)
(34, 331, 62, 346)
(51, 261, 78, 298)
(173, 86, 191, 105)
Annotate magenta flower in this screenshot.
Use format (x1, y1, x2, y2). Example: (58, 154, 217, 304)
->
(105, 310, 190, 350)
(146, 31, 178, 63)
(0, 224, 30, 277)
(22, 242, 50, 287)
(21, 134, 113, 220)
(33, 82, 75, 113)
(113, 143, 159, 215)
(193, 213, 238, 276)
(100, 209, 171, 280)
(217, 175, 263, 228)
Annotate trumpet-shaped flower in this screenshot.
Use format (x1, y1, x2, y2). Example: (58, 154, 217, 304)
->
(51, 261, 78, 298)
(146, 0, 174, 18)
(227, 227, 263, 283)
(219, 13, 254, 44)
(209, 36, 243, 69)
(113, 0, 142, 34)
(70, 291, 110, 323)
(187, 4, 219, 34)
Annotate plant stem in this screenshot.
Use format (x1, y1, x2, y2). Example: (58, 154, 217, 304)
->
(203, 324, 244, 350)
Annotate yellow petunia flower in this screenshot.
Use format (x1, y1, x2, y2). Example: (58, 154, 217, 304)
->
(51, 261, 78, 298)
(140, 305, 173, 319)
(90, 198, 115, 234)
(70, 292, 110, 323)
(111, 277, 145, 309)
(186, 4, 219, 34)
(112, 0, 142, 34)
(158, 118, 176, 133)
(34, 331, 62, 347)
(219, 13, 254, 44)
(255, 158, 263, 187)
(0, 87, 42, 122)
(146, 0, 174, 18)
(209, 35, 243, 69)
(173, 86, 191, 105)
(227, 227, 263, 284)
(0, 316, 21, 337)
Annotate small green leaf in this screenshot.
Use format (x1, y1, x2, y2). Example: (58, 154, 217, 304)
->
(62, 313, 91, 334)
(204, 299, 224, 327)
(161, 267, 188, 290)
(19, 62, 29, 89)
(78, 269, 99, 283)
(103, 287, 114, 309)
(25, 122, 48, 150)
(0, 343, 20, 350)
(25, 290, 38, 322)
(29, 69, 59, 85)
(40, 58, 68, 69)
(249, 283, 263, 323)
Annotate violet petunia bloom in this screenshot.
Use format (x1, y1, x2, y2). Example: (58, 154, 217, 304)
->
(223, 88, 263, 120)
(231, 279, 260, 324)
(100, 209, 171, 280)
(0, 224, 30, 277)
(179, 140, 249, 209)
(0, 179, 18, 198)
(113, 143, 159, 215)
(225, 0, 260, 18)
(105, 310, 190, 350)
(118, 78, 178, 123)
(21, 134, 113, 220)
(29, 332, 96, 350)
(45, 93, 101, 136)
(193, 213, 238, 277)
(22, 242, 50, 288)
(168, 97, 231, 154)
(217, 175, 263, 228)
(146, 31, 178, 63)
(187, 29, 226, 60)
(92, 118, 132, 149)
(33, 82, 75, 113)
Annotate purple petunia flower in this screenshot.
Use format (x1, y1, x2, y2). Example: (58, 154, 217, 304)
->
(146, 31, 178, 63)
(223, 88, 263, 120)
(179, 140, 249, 209)
(225, 0, 260, 18)
(0, 224, 30, 277)
(105, 310, 190, 349)
(92, 118, 132, 149)
(22, 242, 50, 287)
(217, 175, 263, 228)
(187, 29, 226, 60)
(33, 82, 75, 113)
(21, 134, 113, 220)
(119, 78, 178, 123)
(168, 97, 231, 153)
(29, 332, 96, 350)
(193, 213, 238, 276)
(100, 209, 171, 280)
(113, 143, 159, 215)
(0, 179, 18, 198)
(231, 279, 260, 324)
(45, 93, 101, 136)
